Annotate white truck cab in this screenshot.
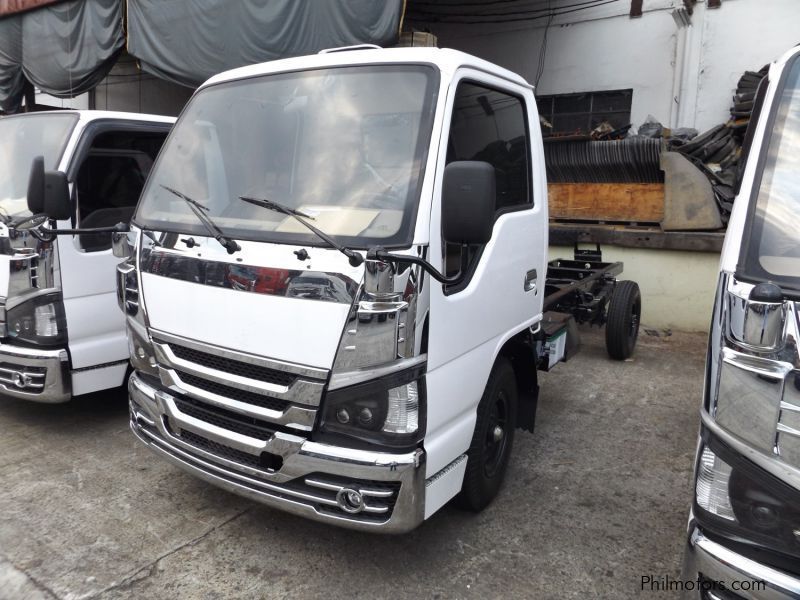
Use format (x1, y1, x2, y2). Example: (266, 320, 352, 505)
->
(682, 46, 800, 597)
(0, 110, 174, 402)
(115, 47, 640, 532)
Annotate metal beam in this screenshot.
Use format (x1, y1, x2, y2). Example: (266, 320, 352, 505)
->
(549, 224, 725, 253)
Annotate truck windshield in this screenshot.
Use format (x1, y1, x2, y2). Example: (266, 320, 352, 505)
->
(135, 64, 439, 249)
(741, 54, 800, 293)
(0, 113, 77, 219)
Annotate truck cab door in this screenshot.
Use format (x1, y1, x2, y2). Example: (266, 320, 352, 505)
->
(424, 70, 548, 481)
(57, 121, 170, 394)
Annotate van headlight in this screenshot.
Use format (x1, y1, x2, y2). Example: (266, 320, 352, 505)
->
(6, 293, 67, 347)
(319, 364, 425, 449)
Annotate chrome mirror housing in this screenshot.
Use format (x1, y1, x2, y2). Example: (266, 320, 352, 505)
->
(364, 258, 396, 299)
(741, 282, 786, 350)
(112, 230, 134, 259)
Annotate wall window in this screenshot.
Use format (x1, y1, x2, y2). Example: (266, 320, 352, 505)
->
(447, 81, 531, 210)
(537, 89, 632, 137)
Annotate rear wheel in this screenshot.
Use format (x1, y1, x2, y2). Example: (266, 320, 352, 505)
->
(605, 280, 641, 360)
(455, 357, 517, 512)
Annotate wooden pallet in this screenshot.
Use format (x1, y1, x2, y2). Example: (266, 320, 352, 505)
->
(548, 183, 665, 224)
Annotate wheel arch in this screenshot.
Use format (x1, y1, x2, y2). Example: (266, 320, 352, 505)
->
(497, 330, 539, 433)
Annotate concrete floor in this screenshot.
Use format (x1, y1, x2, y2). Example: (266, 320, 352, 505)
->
(0, 329, 705, 600)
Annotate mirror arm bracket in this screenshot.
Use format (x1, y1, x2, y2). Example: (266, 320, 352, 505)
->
(42, 223, 129, 235)
(367, 245, 465, 285)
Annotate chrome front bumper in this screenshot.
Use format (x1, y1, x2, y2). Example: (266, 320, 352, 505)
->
(682, 526, 800, 599)
(0, 342, 70, 403)
(128, 372, 426, 533)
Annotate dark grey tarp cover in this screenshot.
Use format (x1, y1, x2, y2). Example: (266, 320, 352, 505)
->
(0, 0, 123, 112)
(127, 0, 405, 88)
(0, 17, 23, 112)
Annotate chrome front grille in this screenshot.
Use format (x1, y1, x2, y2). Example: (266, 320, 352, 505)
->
(170, 343, 297, 387)
(172, 395, 285, 440)
(176, 371, 291, 412)
(151, 329, 327, 433)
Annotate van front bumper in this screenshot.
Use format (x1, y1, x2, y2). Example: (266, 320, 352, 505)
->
(0, 342, 70, 403)
(682, 526, 800, 599)
(128, 372, 426, 533)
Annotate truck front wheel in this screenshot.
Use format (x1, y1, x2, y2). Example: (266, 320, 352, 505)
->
(455, 357, 517, 512)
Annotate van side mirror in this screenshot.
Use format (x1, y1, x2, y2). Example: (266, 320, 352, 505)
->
(27, 156, 71, 221)
(442, 161, 495, 245)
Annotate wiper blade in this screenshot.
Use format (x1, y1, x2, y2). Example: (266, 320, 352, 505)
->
(161, 185, 240, 254)
(239, 195, 363, 267)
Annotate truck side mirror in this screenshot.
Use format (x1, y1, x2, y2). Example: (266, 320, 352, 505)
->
(442, 161, 495, 245)
(27, 156, 45, 214)
(27, 156, 72, 221)
(42, 171, 71, 221)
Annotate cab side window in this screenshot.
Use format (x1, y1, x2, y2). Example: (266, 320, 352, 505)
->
(76, 130, 168, 251)
(447, 81, 531, 211)
(444, 81, 531, 283)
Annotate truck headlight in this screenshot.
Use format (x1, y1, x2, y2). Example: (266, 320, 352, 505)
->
(116, 260, 139, 316)
(6, 293, 67, 347)
(127, 318, 159, 379)
(319, 364, 425, 449)
(694, 436, 800, 563)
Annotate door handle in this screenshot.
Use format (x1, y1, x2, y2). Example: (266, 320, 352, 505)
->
(524, 269, 538, 293)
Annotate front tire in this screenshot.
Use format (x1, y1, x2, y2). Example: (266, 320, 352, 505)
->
(455, 357, 518, 512)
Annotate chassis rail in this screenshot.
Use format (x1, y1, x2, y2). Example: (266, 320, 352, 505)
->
(544, 244, 623, 324)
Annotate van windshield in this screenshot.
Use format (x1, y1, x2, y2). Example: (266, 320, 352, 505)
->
(135, 65, 439, 249)
(741, 54, 800, 292)
(0, 113, 77, 219)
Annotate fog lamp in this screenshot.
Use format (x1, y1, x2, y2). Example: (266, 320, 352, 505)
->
(336, 488, 364, 513)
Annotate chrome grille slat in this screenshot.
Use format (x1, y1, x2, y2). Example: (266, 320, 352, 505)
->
(170, 343, 297, 387)
(176, 371, 290, 413)
(153, 338, 326, 408)
(158, 368, 317, 431)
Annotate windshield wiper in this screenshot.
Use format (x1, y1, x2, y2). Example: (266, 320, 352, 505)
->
(161, 185, 240, 254)
(239, 195, 364, 266)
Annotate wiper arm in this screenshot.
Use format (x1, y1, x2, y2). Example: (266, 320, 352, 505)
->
(161, 185, 240, 254)
(239, 195, 364, 267)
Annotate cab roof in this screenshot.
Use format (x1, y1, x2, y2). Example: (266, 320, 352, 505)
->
(202, 46, 532, 91)
(1, 110, 175, 125)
